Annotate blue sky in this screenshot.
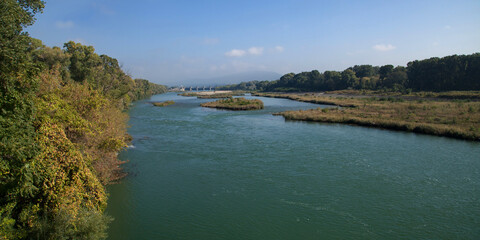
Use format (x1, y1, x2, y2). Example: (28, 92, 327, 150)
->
(28, 0, 480, 85)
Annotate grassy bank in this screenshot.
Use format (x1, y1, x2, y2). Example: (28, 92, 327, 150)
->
(152, 100, 175, 107)
(262, 92, 480, 141)
(325, 89, 480, 100)
(201, 97, 264, 110)
(253, 92, 359, 107)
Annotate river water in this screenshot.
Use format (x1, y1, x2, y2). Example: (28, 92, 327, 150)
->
(107, 92, 480, 239)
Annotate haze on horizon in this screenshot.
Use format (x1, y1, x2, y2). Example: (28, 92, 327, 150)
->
(28, 0, 480, 86)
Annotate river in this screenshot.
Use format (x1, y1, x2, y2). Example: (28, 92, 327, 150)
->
(107, 92, 480, 239)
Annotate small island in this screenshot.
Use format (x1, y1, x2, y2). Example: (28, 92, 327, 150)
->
(201, 97, 264, 110)
(152, 100, 175, 107)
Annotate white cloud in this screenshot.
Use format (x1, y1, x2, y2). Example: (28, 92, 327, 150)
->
(225, 46, 266, 57)
(372, 44, 396, 52)
(445, 25, 452, 30)
(248, 47, 264, 55)
(56, 20, 74, 29)
(225, 46, 282, 57)
(274, 46, 284, 53)
(225, 49, 246, 57)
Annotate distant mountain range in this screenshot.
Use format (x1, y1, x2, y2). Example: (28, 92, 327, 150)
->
(180, 71, 282, 87)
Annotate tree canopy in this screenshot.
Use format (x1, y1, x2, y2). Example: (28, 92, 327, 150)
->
(218, 53, 480, 93)
(1, 1, 166, 239)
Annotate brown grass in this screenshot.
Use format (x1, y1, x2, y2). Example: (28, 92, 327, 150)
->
(263, 92, 480, 141)
(253, 92, 359, 107)
(410, 91, 480, 100)
(324, 89, 480, 100)
(152, 100, 175, 107)
(201, 97, 264, 110)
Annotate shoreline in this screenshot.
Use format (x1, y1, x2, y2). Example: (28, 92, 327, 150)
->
(257, 92, 480, 141)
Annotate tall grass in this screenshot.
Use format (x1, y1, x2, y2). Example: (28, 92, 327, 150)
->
(201, 97, 264, 110)
(152, 100, 175, 107)
(267, 93, 480, 141)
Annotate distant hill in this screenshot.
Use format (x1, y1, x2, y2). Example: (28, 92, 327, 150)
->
(182, 71, 282, 87)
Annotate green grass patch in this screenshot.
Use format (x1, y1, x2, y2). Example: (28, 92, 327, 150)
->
(201, 97, 264, 110)
(152, 100, 175, 107)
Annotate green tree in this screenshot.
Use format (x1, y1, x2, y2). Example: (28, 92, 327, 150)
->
(278, 73, 295, 87)
(350, 65, 376, 78)
(379, 65, 394, 81)
(309, 70, 322, 90)
(341, 69, 358, 89)
(32, 44, 71, 81)
(385, 66, 408, 90)
(323, 71, 341, 90)
(63, 41, 100, 83)
(407, 53, 480, 91)
(0, 0, 45, 238)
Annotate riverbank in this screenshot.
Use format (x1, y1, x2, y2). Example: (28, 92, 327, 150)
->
(256, 92, 480, 141)
(201, 97, 264, 110)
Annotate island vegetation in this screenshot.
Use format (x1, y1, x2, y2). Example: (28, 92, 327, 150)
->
(0, 1, 166, 239)
(152, 100, 175, 107)
(201, 97, 264, 110)
(263, 92, 480, 141)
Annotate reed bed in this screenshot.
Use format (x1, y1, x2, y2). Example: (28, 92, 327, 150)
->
(152, 100, 175, 107)
(265, 92, 480, 141)
(253, 92, 359, 107)
(201, 97, 264, 110)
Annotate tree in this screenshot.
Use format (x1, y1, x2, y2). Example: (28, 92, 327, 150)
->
(323, 71, 341, 90)
(350, 65, 376, 78)
(278, 73, 295, 87)
(63, 41, 100, 83)
(292, 72, 310, 90)
(379, 65, 394, 81)
(406, 54, 480, 91)
(1, 0, 45, 238)
(341, 69, 358, 89)
(309, 70, 322, 90)
(385, 66, 408, 90)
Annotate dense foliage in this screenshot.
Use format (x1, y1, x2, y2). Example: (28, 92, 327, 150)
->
(0, 1, 166, 239)
(407, 54, 480, 91)
(218, 53, 480, 92)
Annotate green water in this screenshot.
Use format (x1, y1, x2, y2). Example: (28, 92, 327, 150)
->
(107, 92, 480, 239)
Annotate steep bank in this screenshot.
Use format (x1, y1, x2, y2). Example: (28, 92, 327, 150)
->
(0, 2, 166, 238)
